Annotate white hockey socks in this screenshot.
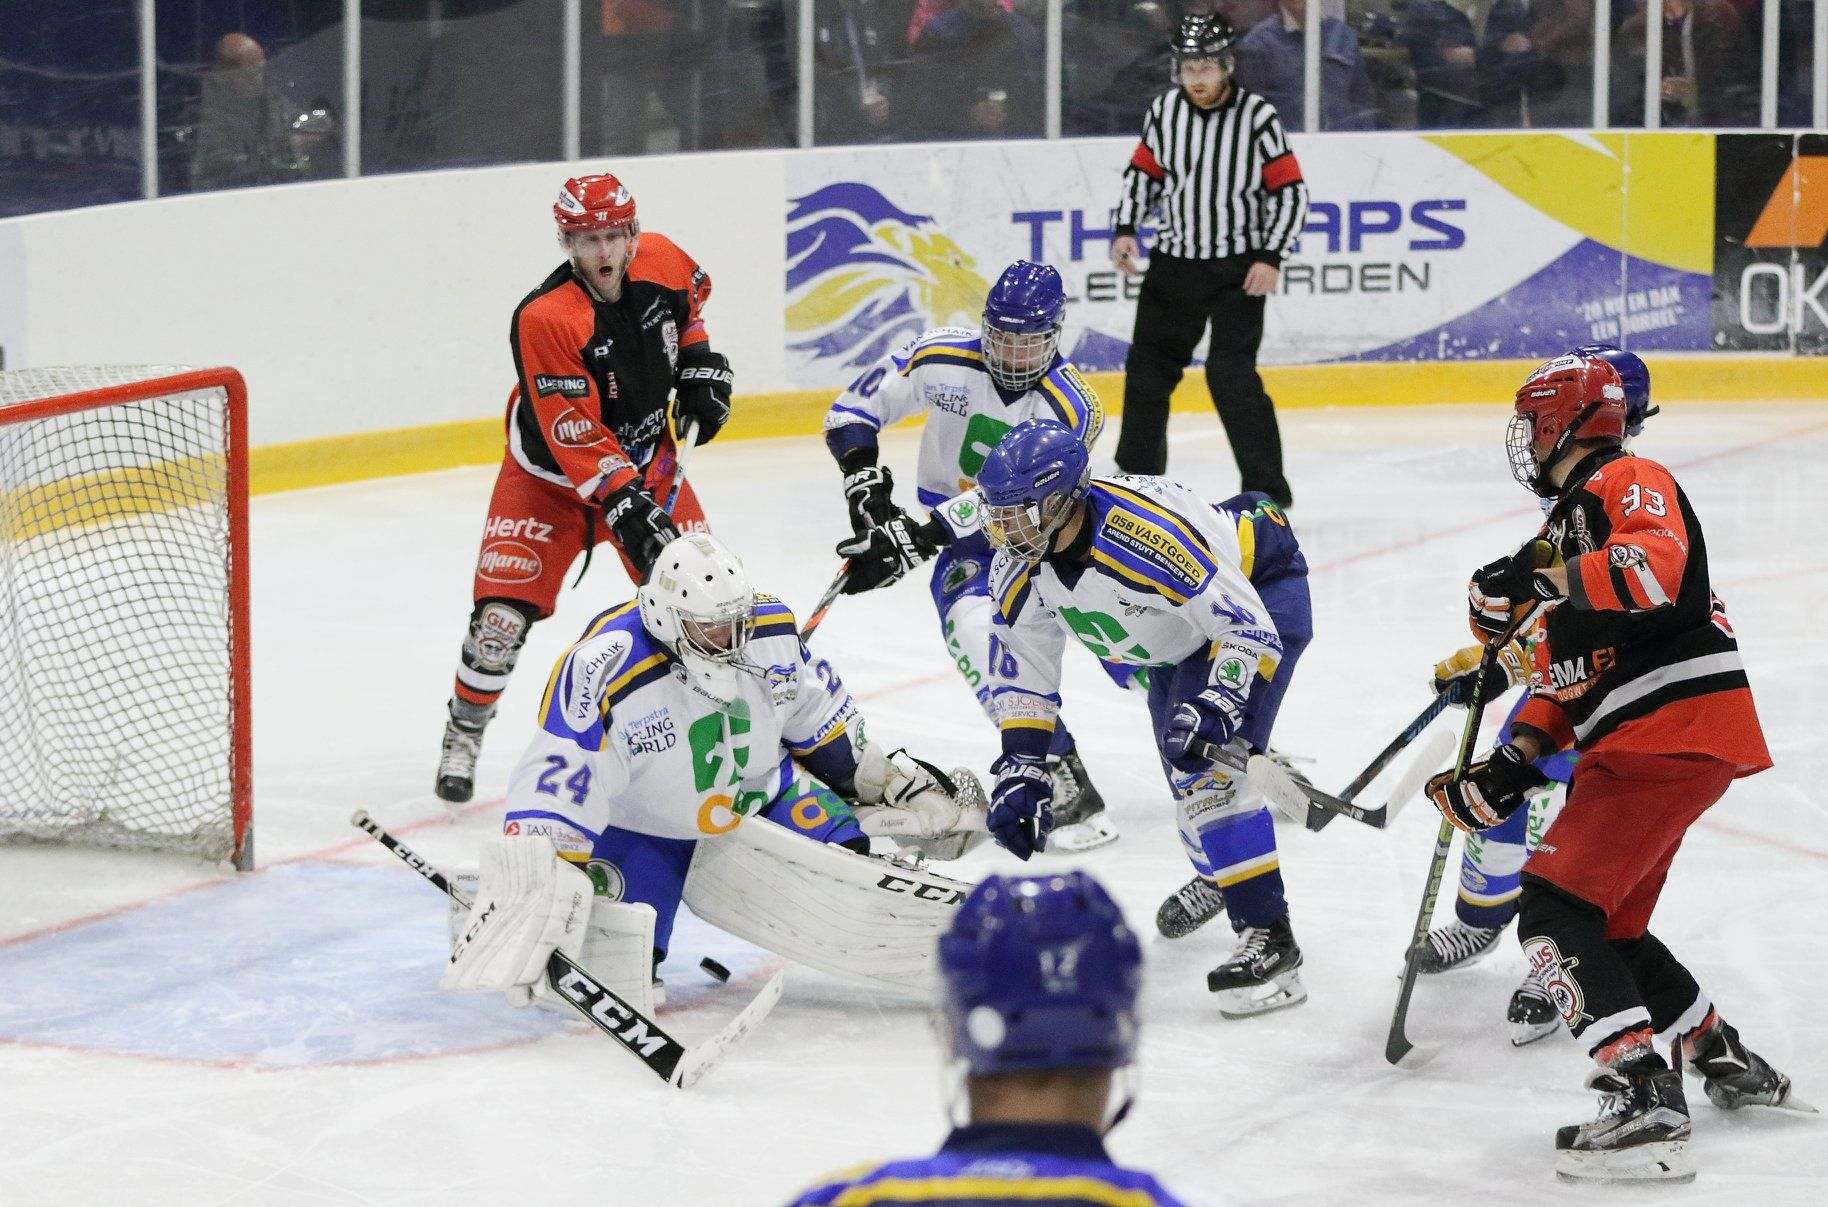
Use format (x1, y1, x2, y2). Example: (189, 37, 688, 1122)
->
(443, 834, 591, 1004)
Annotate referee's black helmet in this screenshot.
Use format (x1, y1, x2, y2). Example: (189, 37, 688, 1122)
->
(1170, 13, 1237, 63)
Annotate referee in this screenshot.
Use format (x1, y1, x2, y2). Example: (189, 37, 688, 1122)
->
(1110, 14, 1309, 508)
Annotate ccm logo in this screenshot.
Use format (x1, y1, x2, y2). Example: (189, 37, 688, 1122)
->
(551, 408, 603, 449)
(478, 540, 542, 584)
(875, 873, 967, 905)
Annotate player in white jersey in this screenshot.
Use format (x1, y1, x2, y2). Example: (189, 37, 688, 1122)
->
(441, 533, 987, 1012)
(976, 419, 1315, 1016)
(822, 261, 1121, 849)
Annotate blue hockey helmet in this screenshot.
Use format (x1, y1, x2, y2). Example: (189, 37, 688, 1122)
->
(976, 419, 1090, 560)
(937, 871, 1142, 1076)
(1573, 343, 1655, 437)
(983, 260, 1066, 393)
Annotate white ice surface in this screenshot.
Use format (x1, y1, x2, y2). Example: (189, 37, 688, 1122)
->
(3, 403, 1826, 1205)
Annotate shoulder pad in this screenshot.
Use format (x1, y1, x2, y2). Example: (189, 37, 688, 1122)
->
(901, 329, 987, 374)
(625, 231, 702, 293)
(1090, 482, 1219, 603)
(750, 592, 801, 643)
(990, 553, 1036, 621)
(541, 603, 671, 739)
(1035, 362, 1105, 441)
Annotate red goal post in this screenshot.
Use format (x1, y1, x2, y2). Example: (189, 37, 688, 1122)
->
(0, 366, 252, 869)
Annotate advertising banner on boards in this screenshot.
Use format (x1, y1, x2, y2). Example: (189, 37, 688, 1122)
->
(1713, 133, 1828, 355)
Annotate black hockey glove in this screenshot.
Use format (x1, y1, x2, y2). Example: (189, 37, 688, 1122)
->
(1468, 539, 1561, 636)
(1425, 743, 1548, 833)
(673, 347, 733, 444)
(840, 464, 903, 535)
(602, 480, 680, 582)
(835, 513, 947, 595)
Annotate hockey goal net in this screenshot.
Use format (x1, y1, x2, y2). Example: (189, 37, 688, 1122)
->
(0, 366, 252, 869)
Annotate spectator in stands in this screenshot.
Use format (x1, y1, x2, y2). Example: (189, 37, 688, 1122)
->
(585, 0, 682, 155)
(814, 0, 913, 143)
(189, 32, 309, 191)
(1234, 0, 1379, 130)
(1072, 0, 1218, 134)
(1398, 0, 1484, 127)
(1477, 0, 1593, 128)
(905, 0, 1044, 138)
(1613, 0, 1746, 127)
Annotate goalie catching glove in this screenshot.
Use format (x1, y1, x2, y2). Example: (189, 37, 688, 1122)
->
(848, 743, 988, 861)
(1425, 743, 1549, 833)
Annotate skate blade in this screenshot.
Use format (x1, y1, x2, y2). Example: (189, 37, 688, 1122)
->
(1555, 1140, 1694, 1184)
(1509, 1019, 1560, 1047)
(1214, 971, 1307, 1020)
(1049, 814, 1119, 852)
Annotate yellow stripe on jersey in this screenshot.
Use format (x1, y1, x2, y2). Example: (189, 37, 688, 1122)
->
(788, 720, 849, 755)
(1091, 546, 1191, 605)
(1038, 366, 1105, 442)
(539, 602, 640, 720)
(599, 651, 670, 713)
(906, 342, 985, 374)
(830, 1174, 1159, 1207)
(997, 564, 1034, 618)
(1097, 481, 1219, 567)
(1235, 513, 1257, 579)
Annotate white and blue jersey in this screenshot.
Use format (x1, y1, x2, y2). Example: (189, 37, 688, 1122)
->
(991, 476, 1312, 926)
(501, 596, 866, 952)
(823, 328, 1108, 742)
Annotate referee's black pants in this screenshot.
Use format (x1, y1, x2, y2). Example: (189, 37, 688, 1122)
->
(1116, 251, 1291, 507)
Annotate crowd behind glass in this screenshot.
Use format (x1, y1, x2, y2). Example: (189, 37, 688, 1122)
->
(1, 0, 1821, 217)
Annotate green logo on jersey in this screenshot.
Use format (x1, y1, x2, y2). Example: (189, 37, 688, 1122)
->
(1216, 658, 1248, 690)
(959, 414, 1014, 478)
(1058, 606, 1151, 662)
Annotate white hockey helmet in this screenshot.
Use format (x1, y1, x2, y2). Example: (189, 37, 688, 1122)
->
(638, 533, 756, 706)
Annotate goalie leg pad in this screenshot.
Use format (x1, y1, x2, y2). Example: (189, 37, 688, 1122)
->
(682, 813, 977, 997)
(443, 834, 592, 1001)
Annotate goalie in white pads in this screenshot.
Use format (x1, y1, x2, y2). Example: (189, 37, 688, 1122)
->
(444, 532, 985, 1012)
(821, 261, 1121, 850)
(977, 420, 1314, 1018)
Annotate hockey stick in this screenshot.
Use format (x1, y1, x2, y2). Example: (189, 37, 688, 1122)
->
(1196, 741, 1389, 829)
(350, 810, 784, 1089)
(1385, 605, 1541, 1066)
(1307, 693, 1453, 832)
(800, 561, 850, 642)
(663, 418, 698, 514)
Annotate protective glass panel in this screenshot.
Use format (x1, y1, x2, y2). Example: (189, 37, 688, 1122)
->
(1230, 1, 1380, 132)
(873, 0, 1046, 143)
(0, 3, 139, 217)
(159, 4, 346, 197)
(584, 0, 797, 155)
(811, 0, 921, 144)
(1061, 0, 1181, 137)
(361, 0, 562, 174)
(1607, 0, 1762, 127)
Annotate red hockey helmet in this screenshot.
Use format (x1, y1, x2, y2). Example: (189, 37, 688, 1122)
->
(1507, 354, 1627, 495)
(554, 173, 637, 234)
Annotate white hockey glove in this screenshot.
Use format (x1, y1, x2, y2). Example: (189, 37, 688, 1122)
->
(443, 834, 592, 1007)
(849, 744, 989, 860)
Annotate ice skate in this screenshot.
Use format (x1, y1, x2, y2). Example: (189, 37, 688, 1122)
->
(1156, 876, 1226, 939)
(1555, 1055, 1694, 1184)
(1416, 919, 1502, 974)
(1677, 1015, 1817, 1114)
(1047, 749, 1118, 851)
(435, 714, 485, 804)
(1506, 961, 1560, 1047)
(1207, 917, 1306, 1018)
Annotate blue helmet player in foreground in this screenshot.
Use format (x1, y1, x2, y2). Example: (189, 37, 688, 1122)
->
(786, 870, 1189, 1207)
(974, 419, 1314, 1016)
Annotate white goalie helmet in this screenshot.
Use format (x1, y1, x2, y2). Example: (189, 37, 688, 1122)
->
(638, 533, 756, 706)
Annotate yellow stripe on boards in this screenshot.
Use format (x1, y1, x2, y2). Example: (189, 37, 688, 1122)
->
(240, 357, 1828, 497)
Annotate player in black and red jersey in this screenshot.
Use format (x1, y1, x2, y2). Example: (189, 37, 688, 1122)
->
(435, 172, 735, 803)
(1427, 353, 1809, 1184)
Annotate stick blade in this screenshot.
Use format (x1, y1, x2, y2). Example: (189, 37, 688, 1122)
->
(1246, 754, 1311, 823)
(1384, 727, 1458, 824)
(669, 970, 787, 1090)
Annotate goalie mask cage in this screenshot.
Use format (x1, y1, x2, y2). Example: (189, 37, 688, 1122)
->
(0, 366, 252, 870)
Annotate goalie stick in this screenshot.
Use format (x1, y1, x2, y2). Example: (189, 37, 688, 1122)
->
(1385, 604, 1541, 1065)
(1306, 693, 1453, 832)
(351, 810, 783, 1089)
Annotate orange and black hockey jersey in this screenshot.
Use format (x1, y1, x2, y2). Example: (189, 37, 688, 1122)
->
(1513, 448, 1770, 774)
(505, 232, 711, 501)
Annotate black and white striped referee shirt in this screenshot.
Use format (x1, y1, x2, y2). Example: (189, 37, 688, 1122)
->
(1113, 86, 1309, 263)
